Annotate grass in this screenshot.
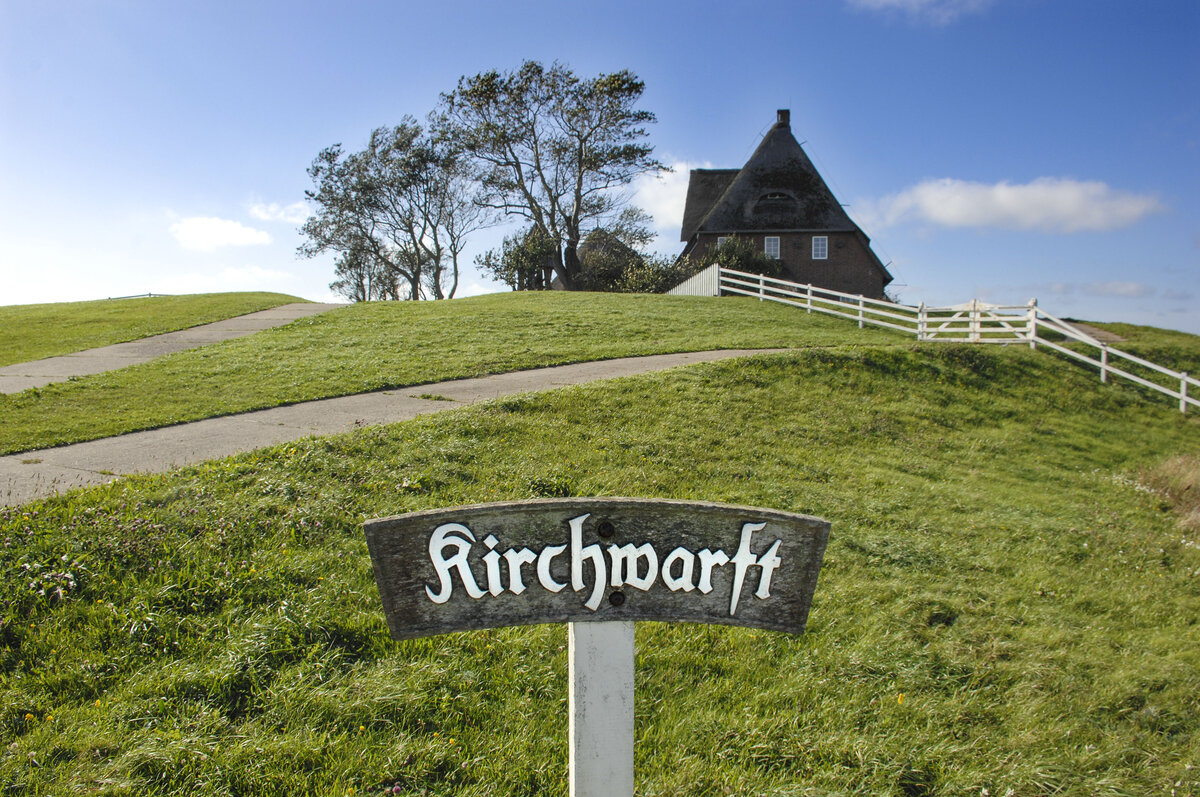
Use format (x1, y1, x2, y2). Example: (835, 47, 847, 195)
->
(0, 292, 305, 367)
(1081, 320, 1200, 380)
(1017, 318, 1200, 410)
(0, 292, 905, 455)
(2, 342, 1198, 795)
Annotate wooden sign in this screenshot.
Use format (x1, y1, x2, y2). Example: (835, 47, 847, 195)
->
(364, 497, 829, 640)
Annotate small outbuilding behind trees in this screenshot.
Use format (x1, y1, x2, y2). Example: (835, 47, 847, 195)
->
(679, 110, 893, 300)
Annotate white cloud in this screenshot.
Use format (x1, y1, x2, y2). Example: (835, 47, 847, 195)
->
(632, 161, 710, 253)
(156, 265, 295, 295)
(1036, 281, 1156, 299)
(1083, 281, 1155, 299)
(453, 274, 506, 299)
(859, 177, 1164, 234)
(845, 0, 992, 24)
(170, 217, 273, 251)
(249, 201, 311, 224)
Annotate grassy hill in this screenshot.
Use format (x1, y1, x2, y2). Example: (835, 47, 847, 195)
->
(0, 292, 903, 455)
(0, 293, 305, 367)
(1, 294, 1198, 795)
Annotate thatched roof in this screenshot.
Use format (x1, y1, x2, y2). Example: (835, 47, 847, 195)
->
(680, 110, 862, 240)
(679, 170, 738, 242)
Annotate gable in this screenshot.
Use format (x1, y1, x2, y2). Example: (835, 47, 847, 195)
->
(692, 117, 858, 236)
(680, 169, 739, 241)
(678, 110, 894, 291)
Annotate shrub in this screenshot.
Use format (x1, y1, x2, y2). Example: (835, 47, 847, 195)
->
(697, 236, 785, 280)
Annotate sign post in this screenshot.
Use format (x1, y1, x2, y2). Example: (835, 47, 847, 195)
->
(569, 620, 634, 797)
(364, 497, 829, 795)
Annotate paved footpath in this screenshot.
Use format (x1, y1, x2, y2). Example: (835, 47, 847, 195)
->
(0, 303, 343, 394)
(1, 349, 782, 507)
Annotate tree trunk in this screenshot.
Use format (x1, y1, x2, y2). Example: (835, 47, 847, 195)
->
(429, 266, 445, 300)
(558, 243, 582, 290)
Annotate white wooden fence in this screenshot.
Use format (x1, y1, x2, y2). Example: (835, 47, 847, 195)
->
(669, 265, 1198, 414)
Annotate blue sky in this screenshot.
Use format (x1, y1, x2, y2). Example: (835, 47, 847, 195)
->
(2, 0, 1197, 332)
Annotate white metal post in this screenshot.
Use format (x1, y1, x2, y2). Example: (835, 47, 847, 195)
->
(1182, 373, 1189, 414)
(1100, 344, 1108, 383)
(569, 621, 635, 797)
(969, 299, 980, 343)
(806, 284, 812, 313)
(857, 296, 863, 328)
(1027, 299, 1038, 349)
(917, 302, 926, 341)
(758, 274, 764, 300)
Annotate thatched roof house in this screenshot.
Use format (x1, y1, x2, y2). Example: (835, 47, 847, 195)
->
(680, 110, 893, 299)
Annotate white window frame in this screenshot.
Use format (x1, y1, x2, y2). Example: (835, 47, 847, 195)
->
(764, 236, 780, 259)
(717, 236, 727, 248)
(812, 236, 828, 260)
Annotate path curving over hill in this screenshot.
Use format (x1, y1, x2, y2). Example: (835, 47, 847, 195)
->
(1, 349, 783, 506)
(0, 303, 343, 394)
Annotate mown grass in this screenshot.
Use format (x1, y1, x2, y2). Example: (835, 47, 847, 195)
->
(0, 293, 304, 367)
(3, 344, 1198, 795)
(0, 292, 904, 455)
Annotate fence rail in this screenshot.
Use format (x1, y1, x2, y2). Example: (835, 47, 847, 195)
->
(672, 266, 1197, 414)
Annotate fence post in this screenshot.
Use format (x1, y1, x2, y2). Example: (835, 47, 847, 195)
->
(806, 284, 812, 314)
(917, 302, 926, 341)
(1183, 373, 1189, 414)
(758, 274, 764, 301)
(857, 295, 864, 329)
(1027, 299, 1038, 350)
(1100, 344, 1108, 383)
(969, 299, 980, 343)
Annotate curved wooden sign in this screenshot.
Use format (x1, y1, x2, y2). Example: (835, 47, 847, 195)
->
(364, 498, 829, 640)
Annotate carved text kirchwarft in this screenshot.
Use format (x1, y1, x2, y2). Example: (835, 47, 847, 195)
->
(425, 512, 782, 615)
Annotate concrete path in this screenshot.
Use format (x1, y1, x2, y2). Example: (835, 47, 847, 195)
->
(1069, 322, 1125, 344)
(0, 349, 782, 507)
(0, 303, 343, 394)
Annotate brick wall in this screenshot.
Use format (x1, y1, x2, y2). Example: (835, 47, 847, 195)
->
(690, 232, 888, 299)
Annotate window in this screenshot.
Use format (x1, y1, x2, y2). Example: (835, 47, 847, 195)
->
(717, 237, 727, 248)
(764, 236, 780, 259)
(812, 236, 828, 260)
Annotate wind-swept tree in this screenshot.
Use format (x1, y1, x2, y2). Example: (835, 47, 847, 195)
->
(437, 61, 665, 290)
(300, 119, 491, 301)
(327, 235, 396, 301)
(475, 225, 558, 291)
